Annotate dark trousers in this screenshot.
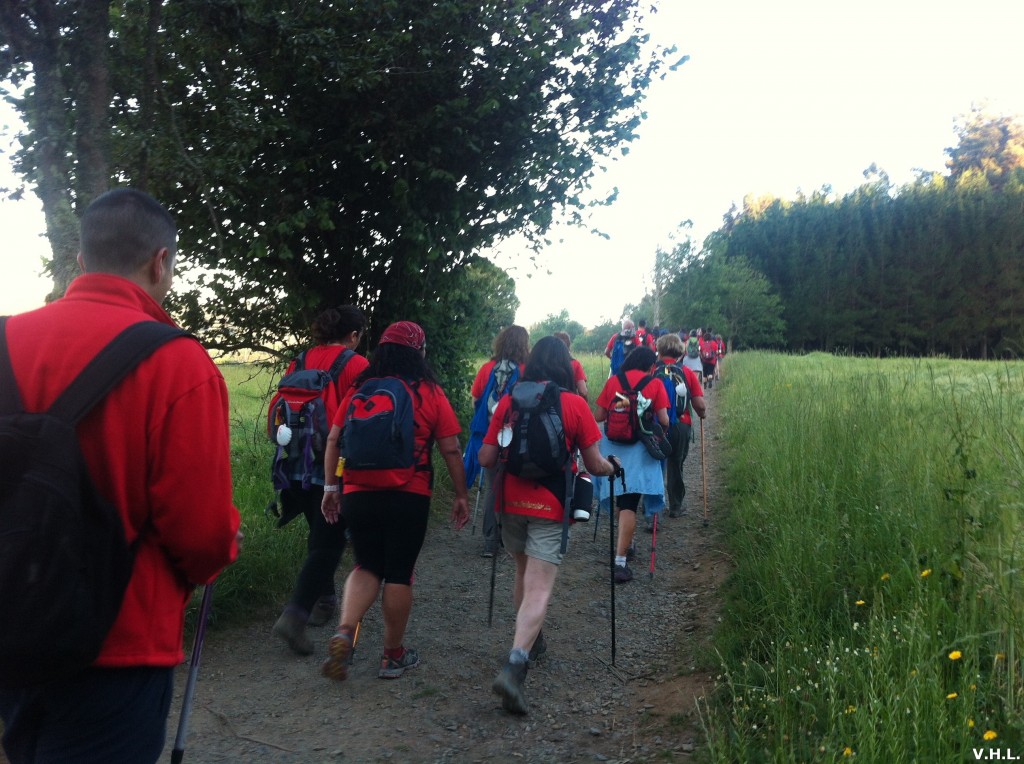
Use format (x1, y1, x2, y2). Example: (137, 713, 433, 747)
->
(281, 484, 347, 613)
(665, 421, 692, 512)
(481, 466, 499, 547)
(0, 666, 174, 764)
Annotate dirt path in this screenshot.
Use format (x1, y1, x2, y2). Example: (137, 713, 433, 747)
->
(162, 391, 731, 764)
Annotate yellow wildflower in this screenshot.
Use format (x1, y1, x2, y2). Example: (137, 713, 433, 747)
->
(948, 650, 962, 661)
(996, 652, 1006, 661)
(855, 600, 865, 606)
(844, 705, 856, 714)
(843, 747, 854, 757)
(880, 572, 890, 581)
(984, 730, 998, 741)
(968, 719, 975, 728)
(947, 692, 958, 699)
(921, 569, 932, 578)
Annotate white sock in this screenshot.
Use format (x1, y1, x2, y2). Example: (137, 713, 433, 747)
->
(615, 555, 626, 567)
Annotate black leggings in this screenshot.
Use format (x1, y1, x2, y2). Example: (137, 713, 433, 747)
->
(342, 491, 430, 585)
(282, 484, 347, 613)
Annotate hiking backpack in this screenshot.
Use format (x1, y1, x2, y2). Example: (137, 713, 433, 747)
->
(502, 380, 571, 481)
(609, 333, 638, 376)
(656, 360, 691, 421)
(604, 371, 654, 444)
(0, 318, 189, 689)
(700, 340, 717, 363)
(341, 376, 424, 488)
(685, 336, 701, 359)
(484, 359, 519, 416)
(269, 348, 354, 490)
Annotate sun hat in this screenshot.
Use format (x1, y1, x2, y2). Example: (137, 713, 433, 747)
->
(379, 321, 426, 350)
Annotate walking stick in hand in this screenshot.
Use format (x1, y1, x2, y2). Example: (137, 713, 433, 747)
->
(607, 456, 625, 666)
(701, 417, 708, 527)
(649, 512, 658, 580)
(171, 582, 215, 764)
(470, 471, 483, 535)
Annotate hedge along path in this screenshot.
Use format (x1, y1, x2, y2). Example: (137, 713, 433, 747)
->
(155, 389, 732, 764)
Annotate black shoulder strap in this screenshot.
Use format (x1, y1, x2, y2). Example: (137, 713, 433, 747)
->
(325, 347, 354, 380)
(615, 370, 632, 394)
(0, 316, 22, 416)
(48, 322, 190, 424)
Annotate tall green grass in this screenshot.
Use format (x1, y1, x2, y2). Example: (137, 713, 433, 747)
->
(704, 352, 1024, 761)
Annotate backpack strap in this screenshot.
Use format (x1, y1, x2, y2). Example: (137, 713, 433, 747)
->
(47, 322, 190, 424)
(325, 347, 354, 380)
(0, 316, 22, 416)
(292, 350, 307, 372)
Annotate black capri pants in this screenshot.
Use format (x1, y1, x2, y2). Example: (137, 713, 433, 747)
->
(342, 490, 430, 585)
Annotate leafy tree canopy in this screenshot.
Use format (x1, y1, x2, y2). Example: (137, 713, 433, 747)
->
(1, 0, 669, 393)
(527, 309, 585, 347)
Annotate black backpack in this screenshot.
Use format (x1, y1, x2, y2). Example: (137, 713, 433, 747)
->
(503, 381, 570, 481)
(268, 348, 354, 491)
(0, 317, 189, 689)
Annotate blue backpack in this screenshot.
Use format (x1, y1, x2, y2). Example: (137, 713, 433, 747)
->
(469, 359, 519, 437)
(341, 376, 425, 488)
(609, 333, 638, 376)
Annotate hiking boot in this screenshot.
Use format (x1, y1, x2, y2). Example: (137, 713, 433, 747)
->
(273, 609, 314, 656)
(614, 564, 634, 584)
(320, 631, 354, 681)
(378, 647, 420, 679)
(307, 596, 337, 627)
(528, 631, 547, 667)
(668, 503, 686, 518)
(492, 661, 529, 715)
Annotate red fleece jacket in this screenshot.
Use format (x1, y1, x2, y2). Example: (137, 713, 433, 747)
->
(4, 274, 241, 668)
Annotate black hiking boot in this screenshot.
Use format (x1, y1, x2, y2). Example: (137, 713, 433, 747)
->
(492, 660, 529, 715)
(273, 608, 314, 656)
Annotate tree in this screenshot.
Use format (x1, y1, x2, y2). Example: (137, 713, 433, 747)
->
(946, 107, 1024, 191)
(1, 0, 668, 393)
(527, 309, 585, 346)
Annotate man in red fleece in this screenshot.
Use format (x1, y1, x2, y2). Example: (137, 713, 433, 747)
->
(0, 188, 241, 763)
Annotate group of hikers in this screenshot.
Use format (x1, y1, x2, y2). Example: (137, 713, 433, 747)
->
(0, 185, 725, 762)
(268, 312, 719, 717)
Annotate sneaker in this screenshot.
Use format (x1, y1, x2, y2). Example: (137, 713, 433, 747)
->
(320, 631, 354, 681)
(626, 545, 637, 562)
(378, 647, 420, 679)
(307, 596, 337, 627)
(528, 631, 547, 666)
(273, 609, 314, 656)
(492, 661, 529, 715)
(481, 545, 496, 559)
(614, 564, 634, 584)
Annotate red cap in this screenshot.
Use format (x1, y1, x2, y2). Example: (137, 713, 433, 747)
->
(379, 321, 426, 350)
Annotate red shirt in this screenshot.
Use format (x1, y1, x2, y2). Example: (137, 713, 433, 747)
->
(4, 274, 241, 668)
(595, 369, 670, 415)
(334, 379, 461, 496)
(483, 389, 602, 522)
(570, 358, 587, 388)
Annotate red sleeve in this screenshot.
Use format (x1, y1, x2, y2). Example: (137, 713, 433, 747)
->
(595, 375, 622, 410)
(483, 395, 512, 445)
(685, 368, 703, 399)
(425, 383, 461, 439)
(572, 359, 587, 383)
(470, 360, 495, 400)
(332, 387, 356, 428)
(604, 335, 615, 354)
(562, 393, 602, 449)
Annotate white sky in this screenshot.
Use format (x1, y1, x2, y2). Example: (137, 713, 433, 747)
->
(4, 0, 1024, 323)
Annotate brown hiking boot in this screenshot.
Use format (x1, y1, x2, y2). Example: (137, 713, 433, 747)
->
(321, 631, 354, 681)
(307, 596, 337, 627)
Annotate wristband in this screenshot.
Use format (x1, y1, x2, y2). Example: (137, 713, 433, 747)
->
(323, 484, 340, 493)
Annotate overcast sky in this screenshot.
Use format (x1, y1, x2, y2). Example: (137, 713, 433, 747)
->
(4, 0, 1024, 324)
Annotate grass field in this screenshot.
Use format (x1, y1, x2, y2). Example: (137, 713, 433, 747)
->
(704, 352, 1024, 762)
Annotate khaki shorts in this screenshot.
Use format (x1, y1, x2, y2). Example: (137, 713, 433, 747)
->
(500, 513, 564, 565)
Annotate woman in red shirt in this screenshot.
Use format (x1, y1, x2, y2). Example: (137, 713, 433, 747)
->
(270, 305, 369, 657)
(319, 322, 469, 682)
(479, 337, 616, 715)
(594, 346, 670, 583)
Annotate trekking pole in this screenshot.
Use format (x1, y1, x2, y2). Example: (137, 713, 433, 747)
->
(649, 512, 658, 580)
(470, 471, 482, 535)
(487, 535, 499, 627)
(607, 456, 624, 666)
(171, 582, 215, 764)
(701, 417, 708, 527)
